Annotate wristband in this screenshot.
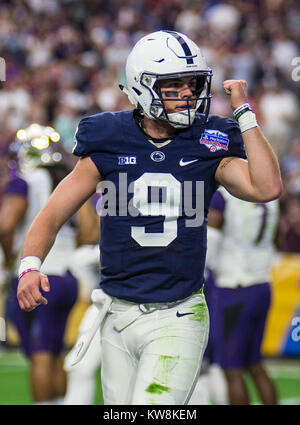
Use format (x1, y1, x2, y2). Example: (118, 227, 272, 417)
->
(18, 256, 42, 277)
(234, 106, 252, 121)
(237, 110, 258, 133)
(233, 103, 251, 116)
(18, 268, 40, 281)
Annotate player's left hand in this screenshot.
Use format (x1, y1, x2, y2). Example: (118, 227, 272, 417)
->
(17, 271, 50, 312)
(223, 80, 248, 111)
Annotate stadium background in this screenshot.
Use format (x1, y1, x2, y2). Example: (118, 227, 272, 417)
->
(0, 0, 299, 404)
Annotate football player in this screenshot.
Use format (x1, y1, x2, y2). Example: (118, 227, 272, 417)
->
(64, 199, 101, 405)
(192, 188, 279, 405)
(16, 30, 281, 405)
(0, 127, 78, 404)
(188, 268, 229, 405)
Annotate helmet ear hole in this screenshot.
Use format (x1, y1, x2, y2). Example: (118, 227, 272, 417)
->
(119, 84, 138, 106)
(132, 87, 142, 96)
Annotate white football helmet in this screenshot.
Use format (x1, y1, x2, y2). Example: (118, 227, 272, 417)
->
(11, 123, 64, 172)
(121, 30, 212, 128)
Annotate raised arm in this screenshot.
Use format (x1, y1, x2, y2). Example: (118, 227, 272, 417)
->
(215, 80, 282, 202)
(17, 156, 101, 311)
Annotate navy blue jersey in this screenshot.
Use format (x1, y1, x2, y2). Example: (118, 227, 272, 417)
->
(73, 110, 246, 303)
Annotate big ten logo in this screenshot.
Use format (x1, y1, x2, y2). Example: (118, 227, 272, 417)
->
(291, 57, 300, 82)
(118, 156, 137, 165)
(0, 57, 6, 82)
(291, 317, 300, 342)
(0, 316, 6, 342)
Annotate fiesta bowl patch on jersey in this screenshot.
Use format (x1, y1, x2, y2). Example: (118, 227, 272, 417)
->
(200, 129, 229, 152)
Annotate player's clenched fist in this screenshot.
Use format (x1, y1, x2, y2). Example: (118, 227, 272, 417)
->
(223, 80, 248, 111)
(17, 272, 50, 311)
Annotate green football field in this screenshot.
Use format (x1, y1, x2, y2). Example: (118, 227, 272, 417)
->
(0, 348, 104, 405)
(0, 349, 300, 405)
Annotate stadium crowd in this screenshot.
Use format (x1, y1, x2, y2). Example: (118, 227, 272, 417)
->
(0, 0, 299, 252)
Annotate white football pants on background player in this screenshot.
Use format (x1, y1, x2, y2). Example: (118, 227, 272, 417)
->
(188, 363, 228, 405)
(101, 290, 209, 405)
(208, 363, 228, 405)
(64, 304, 101, 404)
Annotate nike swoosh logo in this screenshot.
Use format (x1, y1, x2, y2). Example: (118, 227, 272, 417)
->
(179, 159, 199, 167)
(176, 311, 195, 318)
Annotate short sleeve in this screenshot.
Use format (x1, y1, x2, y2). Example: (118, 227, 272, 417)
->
(4, 177, 28, 198)
(72, 112, 118, 158)
(209, 190, 226, 214)
(72, 117, 90, 157)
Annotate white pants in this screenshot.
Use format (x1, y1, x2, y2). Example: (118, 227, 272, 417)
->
(101, 290, 209, 405)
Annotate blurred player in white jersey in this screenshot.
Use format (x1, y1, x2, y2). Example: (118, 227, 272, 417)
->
(191, 188, 279, 405)
(63, 196, 102, 405)
(0, 128, 78, 404)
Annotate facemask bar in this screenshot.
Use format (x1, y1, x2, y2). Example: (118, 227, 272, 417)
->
(140, 70, 213, 127)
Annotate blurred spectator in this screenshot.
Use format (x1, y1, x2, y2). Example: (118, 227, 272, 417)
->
(53, 104, 81, 153)
(258, 81, 299, 158)
(206, 2, 241, 40)
(271, 28, 298, 81)
(281, 138, 300, 197)
(0, 0, 298, 156)
(174, 3, 204, 39)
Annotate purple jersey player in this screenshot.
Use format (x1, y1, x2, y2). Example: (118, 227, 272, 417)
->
(0, 140, 78, 405)
(204, 188, 279, 405)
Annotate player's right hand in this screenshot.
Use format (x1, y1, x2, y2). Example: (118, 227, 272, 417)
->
(223, 79, 248, 111)
(17, 271, 50, 312)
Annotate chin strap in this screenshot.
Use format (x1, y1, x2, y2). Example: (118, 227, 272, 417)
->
(166, 109, 197, 128)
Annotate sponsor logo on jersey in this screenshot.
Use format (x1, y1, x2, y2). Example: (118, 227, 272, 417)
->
(200, 129, 229, 152)
(179, 158, 199, 166)
(118, 156, 137, 165)
(150, 151, 165, 162)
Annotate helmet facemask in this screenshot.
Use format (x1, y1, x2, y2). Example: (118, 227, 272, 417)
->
(147, 71, 212, 128)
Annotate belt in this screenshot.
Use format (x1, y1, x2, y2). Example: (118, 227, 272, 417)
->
(66, 287, 204, 367)
(111, 287, 203, 332)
